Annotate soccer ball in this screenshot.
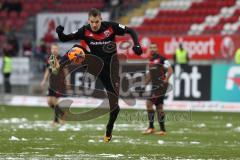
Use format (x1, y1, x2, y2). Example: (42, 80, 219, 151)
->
(67, 47, 85, 64)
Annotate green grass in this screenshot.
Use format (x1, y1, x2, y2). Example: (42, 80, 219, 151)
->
(0, 105, 240, 159)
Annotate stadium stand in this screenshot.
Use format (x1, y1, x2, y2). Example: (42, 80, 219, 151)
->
(128, 0, 240, 36)
(0, 0, 143, 34)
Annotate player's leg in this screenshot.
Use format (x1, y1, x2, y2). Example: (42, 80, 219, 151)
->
(3, 73, 11, 93)
(155, 96, 166, 135)
(53, 97, 66, 124)
(47, 95, 59, 123)
(104, 89, 120, 142)
(102, 56, 120, 142)
(100, 77, 120, 142)
(143, 99, 155, 134)
(47, 88, 65, 124)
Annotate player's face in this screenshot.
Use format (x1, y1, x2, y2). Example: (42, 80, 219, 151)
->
(51, 45, 59, 56)
(149, 44, 158, 53)
(88, 15, 102, 32)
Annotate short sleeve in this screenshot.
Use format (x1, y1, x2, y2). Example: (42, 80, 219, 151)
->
(163, 60, 171, 69)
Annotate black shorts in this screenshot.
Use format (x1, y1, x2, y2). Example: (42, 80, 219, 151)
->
(47, 88, 65, 98)
(98, 55, 120, 108)
(148, 83, 168, 105)
(148, 96, 164, 105)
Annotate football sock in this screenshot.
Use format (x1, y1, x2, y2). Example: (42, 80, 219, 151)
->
(147, 110, 155, 128)
(157, 111, 166, 132)
(55, 105, 64, 118)
(106, 105, 120, 137)
(50, 105, 58, 122)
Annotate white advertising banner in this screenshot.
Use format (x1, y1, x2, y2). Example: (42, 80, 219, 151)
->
(36, 12, 110, 41)
(0, 58, 30, 85)
(6, 95, 240, 112)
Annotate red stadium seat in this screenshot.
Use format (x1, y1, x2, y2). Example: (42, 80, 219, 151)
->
(9, 11, 19, 20)
(20, 11, 29, 20)
(0, 11, 8, 20)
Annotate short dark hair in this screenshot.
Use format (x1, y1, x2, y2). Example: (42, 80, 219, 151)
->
(150, 42, 158, 47)
(88, 8, 101, 17)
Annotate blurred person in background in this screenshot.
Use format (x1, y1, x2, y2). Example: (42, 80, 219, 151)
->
(34, 40, 49, 72)
(7, 30, 19, 56)
(22, 38, 33, 57)
(2, 44, 12, 93)
(1, 0, 22, 13)
(43, 29, 56, 44)
(106, 0, 123, 20)
(0, 23, 7, 56)
(234, 48, 240, 64)
(143, 42, 173, 135)
(173, 43, 189, 65)
(40, 44, 70, 125)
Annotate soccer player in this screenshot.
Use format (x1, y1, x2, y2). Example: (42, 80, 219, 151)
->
(143, 42, 173, 135)
(54, 8, 142, 142)
(40, 44, 69, 125)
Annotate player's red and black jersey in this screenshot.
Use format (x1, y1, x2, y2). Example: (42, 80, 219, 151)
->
(148, 53, 169, 105)
(65, 21, 126, 59)
(149, 53, 167, 86)
(45, 55, 66, 94)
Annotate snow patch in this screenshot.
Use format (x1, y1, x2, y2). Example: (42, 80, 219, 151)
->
(9, 136, 19, 141)
(226, 123, 233, 128)
(234, 127, 240, 132)
(69, 136, 75, 140)
(99, 153, 124, 158)
(0, 118, 28, 124)
(157, 140, 164, 144)
(112, 139, 120, 143)
(88, 139, 95, 143)
(196, 123, 206, 128)
(177, 141, 184, 145)
(190, 141, 200, 144)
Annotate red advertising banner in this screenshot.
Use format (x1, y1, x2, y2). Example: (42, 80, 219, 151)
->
(116, 35, 240, 60)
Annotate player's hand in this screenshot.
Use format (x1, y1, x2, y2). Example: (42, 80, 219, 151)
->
(163, 79, 168, 84)
(132, 44, 143, 55)
(56, 25, 64, 34)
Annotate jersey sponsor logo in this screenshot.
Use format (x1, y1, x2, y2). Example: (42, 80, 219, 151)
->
(90, 41, 112, 45)
(85, 27, 113, 41)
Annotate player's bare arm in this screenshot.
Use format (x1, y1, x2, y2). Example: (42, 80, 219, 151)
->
(145, 72, 151, 85)
(40, 68, 50, 89)
(164, 62, 173, 83)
